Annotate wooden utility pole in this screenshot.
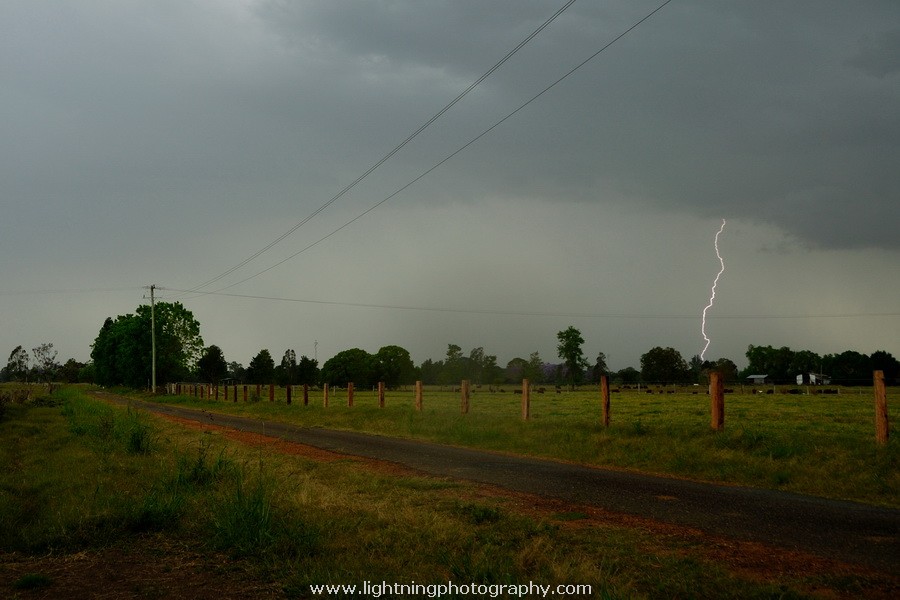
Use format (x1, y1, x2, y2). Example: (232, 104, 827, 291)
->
(149, 285, 156, 394)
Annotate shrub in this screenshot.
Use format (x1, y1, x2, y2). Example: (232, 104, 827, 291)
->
(210, 468, 318, 559)
(174, 439, 235, 488)
(211, 471, 276, 555)
(122, 409, 155, 455)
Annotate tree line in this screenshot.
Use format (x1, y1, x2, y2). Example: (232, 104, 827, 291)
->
(3, 302, 897, 388)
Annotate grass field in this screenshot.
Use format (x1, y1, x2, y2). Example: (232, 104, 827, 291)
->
(2, 384, 898, 598)
(153, 382, 899, 508)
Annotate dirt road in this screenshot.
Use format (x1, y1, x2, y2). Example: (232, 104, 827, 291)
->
(101, 393, 899, 574)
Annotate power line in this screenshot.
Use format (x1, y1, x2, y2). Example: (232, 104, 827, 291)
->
(162, 287, 900, 320)
(180, 0, 578, 296)
(183, 0, 676, 298)
(0, 286, 141, 296)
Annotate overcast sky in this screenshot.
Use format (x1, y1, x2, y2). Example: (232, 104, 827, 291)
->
(3, 0, 899, 374)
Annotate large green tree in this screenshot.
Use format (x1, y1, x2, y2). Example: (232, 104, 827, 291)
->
(31, 343, 59, 388)
(246, 349, 275, 384)
(320, 348, 374, 387)
(440, 344, 466, 385)
(823, 350, 870, 386)
(276, 349, 297, 386)
(197, 345, 228, 383)
(557, 326, 588, 390)
(589, 351, 609, 383)
(744, 345, 795, 383)
(374, 345, 415, 388)
(59, 358, 86, 383)
(418, 358, 443, 385)
(296, 355, 319, 386)
(640, 347, 689, 384)
(91, 302, 203, 388)
(616, 366, 641, 385)
(5, 346, 29, 382)
(871, 350, 900, 385)
(713, 357, 739, 383)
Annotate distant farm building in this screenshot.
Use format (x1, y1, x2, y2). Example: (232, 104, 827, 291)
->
(746, 374, 769, 385)
(796, 372, 831, 385)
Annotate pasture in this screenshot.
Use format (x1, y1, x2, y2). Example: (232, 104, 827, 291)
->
(157, 382, 899, 508)
(2, 384, 898, 598)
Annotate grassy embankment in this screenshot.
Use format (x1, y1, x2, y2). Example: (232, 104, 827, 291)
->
(2, 384, 896, 598)
(153, 383, 899, 507)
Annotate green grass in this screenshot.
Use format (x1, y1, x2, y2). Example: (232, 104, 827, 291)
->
(1, 386, 896, 598)
(148, 384, 900, 507)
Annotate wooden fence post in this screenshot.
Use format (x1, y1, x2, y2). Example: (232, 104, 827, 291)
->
(214, 385, 219, 401)
(243, 385, 248, 403)
(269, 384, 275, 402)
(256, 384, 261, 398)
(415, 380, 423, 411)
(286, 385, 292, 404)
(601, 375, 610, 428)
(224, 385, 228, 401)
(233, 385, 238, 403)
(378, 382, 385, 408)
(521, 378, 530, 420)
(323, 383, 329, 407)
(710, 371, 724, 431)
(303, 383, 309, 406)
(461, 380, 470, 414)
(348, 382, 354, 407)
(875, 370, 889, 445)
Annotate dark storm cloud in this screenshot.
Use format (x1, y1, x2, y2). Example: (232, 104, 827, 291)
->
(252, 1, 900, 250)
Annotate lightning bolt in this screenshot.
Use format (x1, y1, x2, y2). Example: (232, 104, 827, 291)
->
(700, 219, 726, 361)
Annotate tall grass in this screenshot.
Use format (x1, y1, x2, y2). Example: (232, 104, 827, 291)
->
(0, 388, 315, 554)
